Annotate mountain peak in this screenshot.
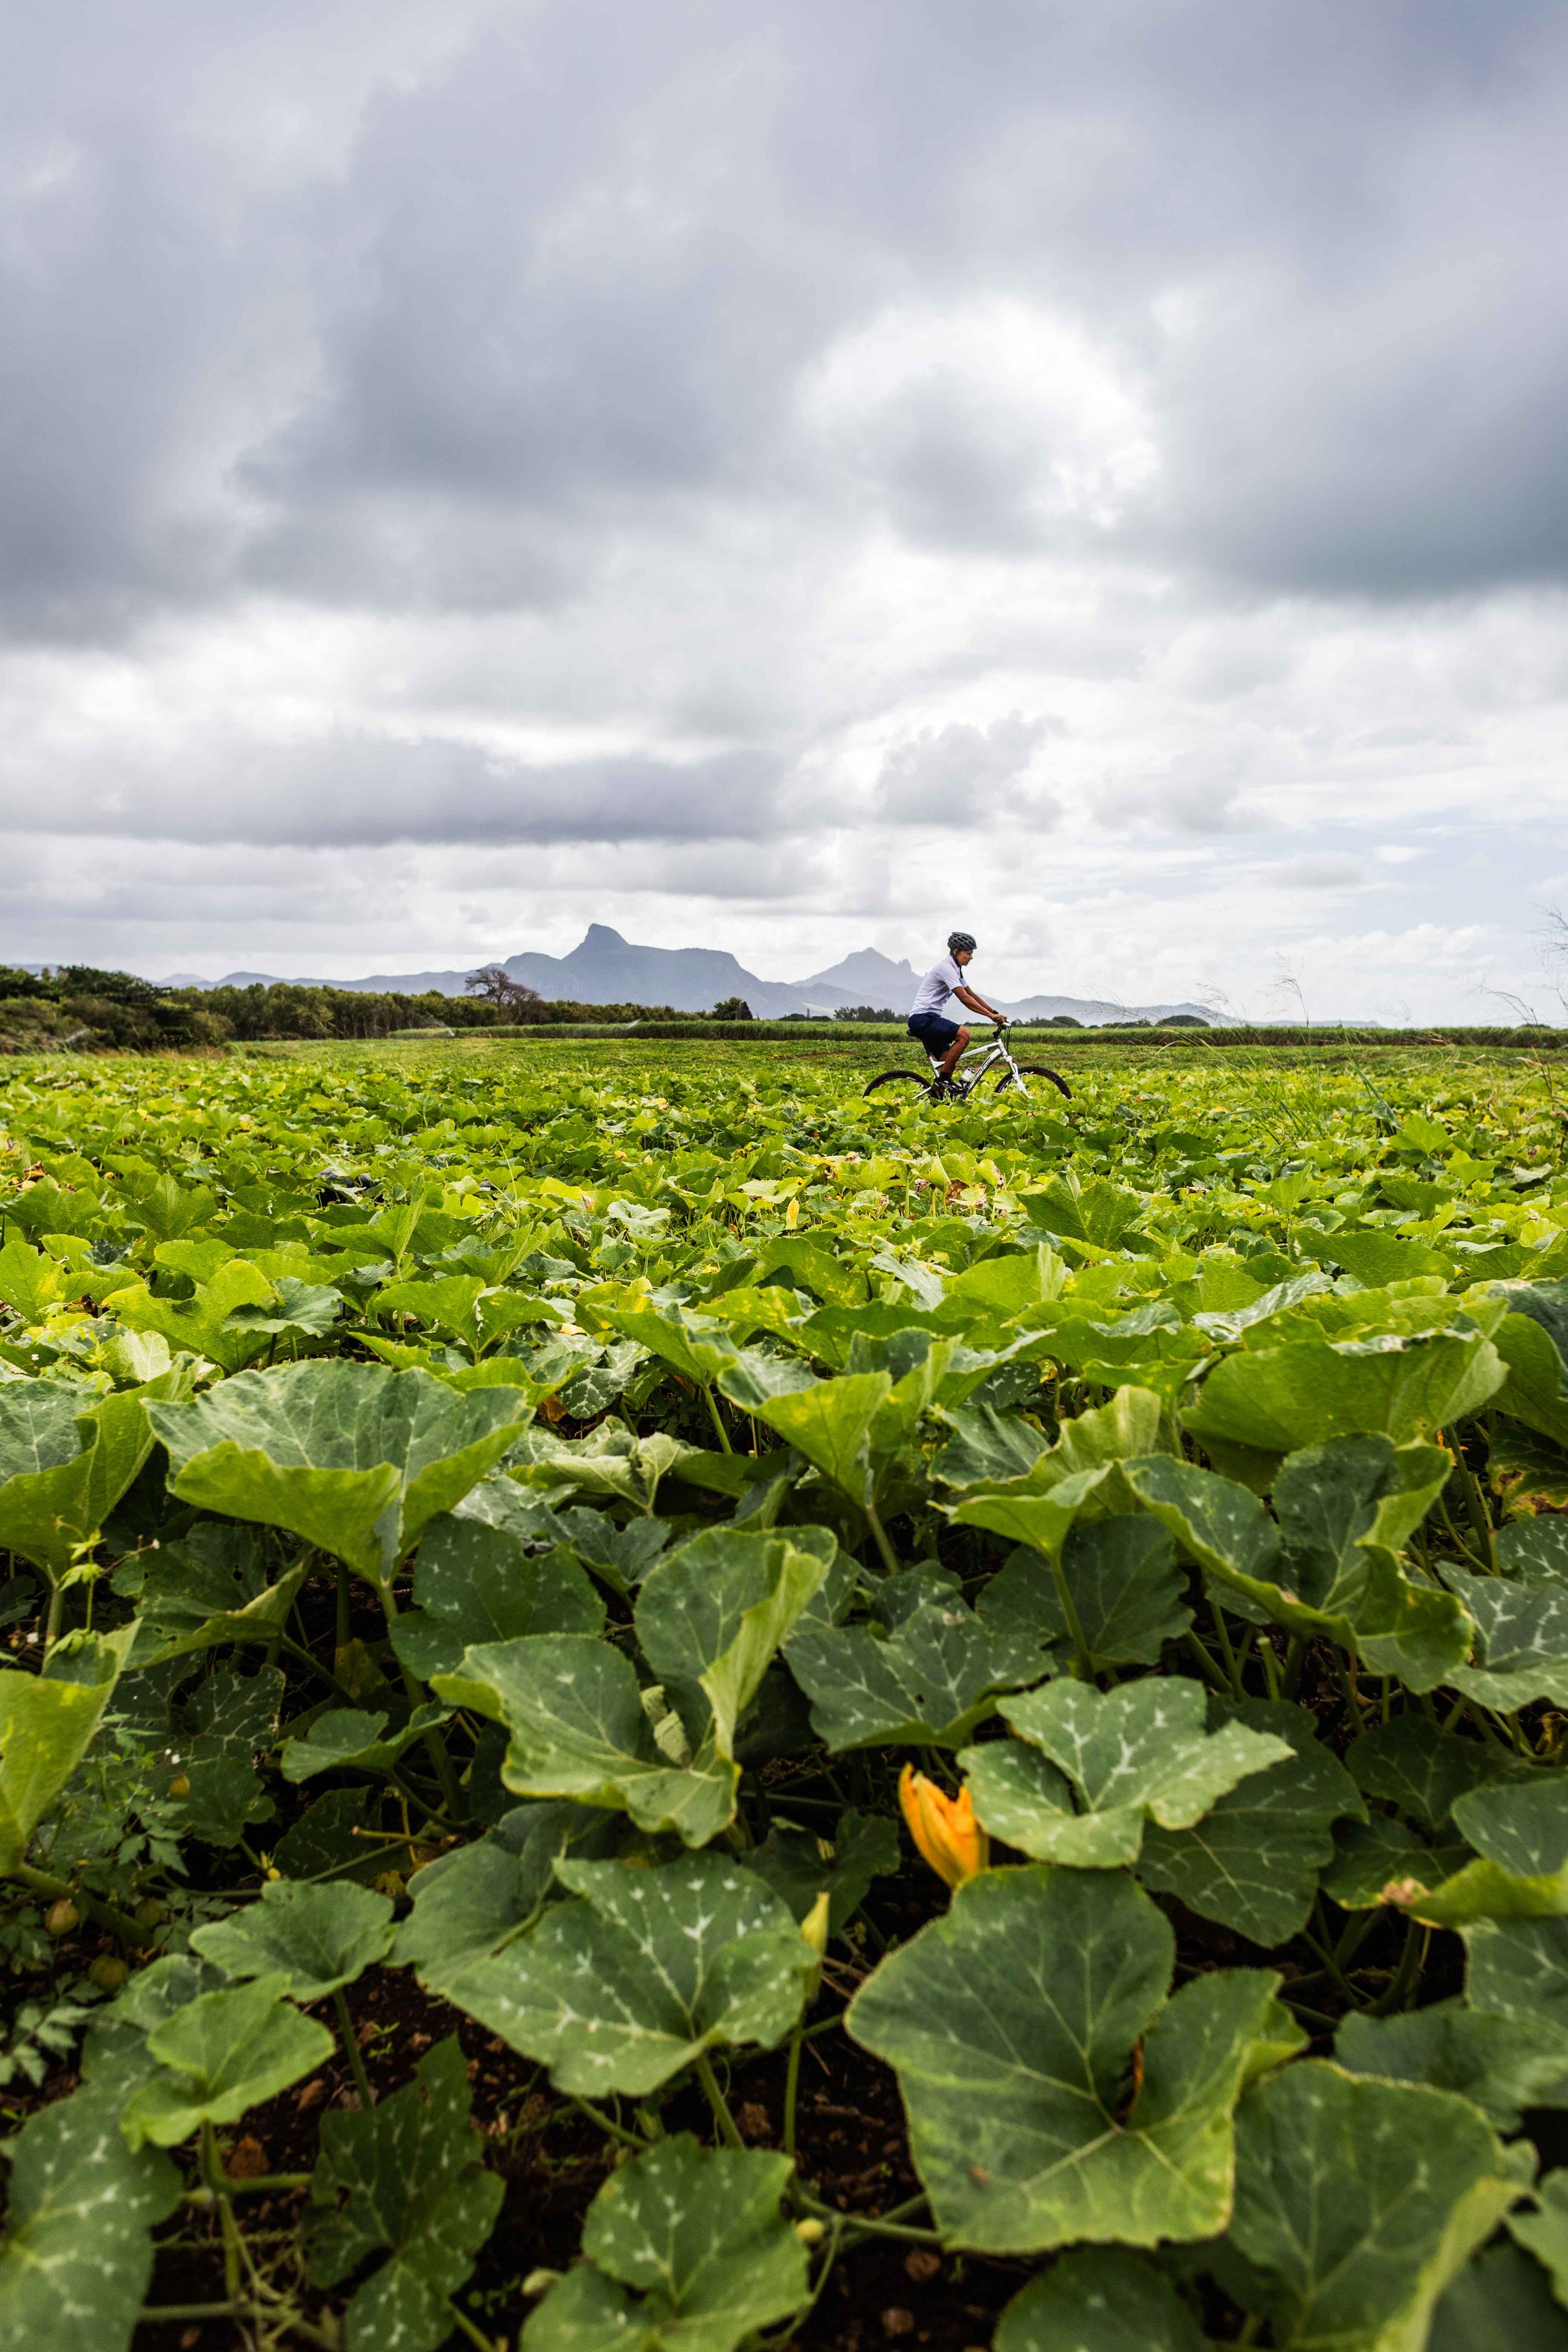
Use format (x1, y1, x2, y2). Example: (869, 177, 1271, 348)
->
(579, 924, 628, 949)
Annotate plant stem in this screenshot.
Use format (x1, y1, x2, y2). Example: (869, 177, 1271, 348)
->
(1208, 1604, 1247, 1700)
(10, 1862, 144, 1944)
(783, 2015, 805, 2161)
(703, 1382, 733, 1454)
(201, 2117, 245, 2300)
(568, 2094, 645, 2149)
(1367, 1917, 1427, 2017)
(1451, 1442, 1498, 1572)
(694, 2051, 745, 2150)
(445, 2299, 499, 2352)
(336, 1556, 352, 1650)
(1049, 1549, 1094, 1680)
(1281, 1634, 1306, 1698)
(206, 2173, 312, 2198)
(863, 1498, 899, 1577)
(333, 1986, 375, 2106)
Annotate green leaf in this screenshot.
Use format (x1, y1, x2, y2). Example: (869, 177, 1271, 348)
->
(522, 2134, 809, 2352)
(443, 1853, 813, 2097)
(1022, 1173, 1148, 1252)
(1221, 2062, 1530, 2352)
(1136, 1698, 1367, 1946)
(1125, 1448, 1473, 1692)
(512, 1424, 694, 1515)
(1509, 2171, 1568, 2312)
(225, 1275, 344, 1340)
(1444, 1559, 1568, 1712)
(433, 1635, 737, 1846)
(0, 2083, 182, 2351)
(753, 1369, 891, 1501)
(931, 1405, 1049, 1490)
(978, 1517, 1194, 1670)
(787, 1596, 1046, 1751)
(120, 1973, 334, 2147)
(1431, 2243, 1568, 2352)
(1183, 1328, 1505, 1463)
(190, 1879, 394, 2001)
(0, 1621, 137, 1874)
(742, 1807, 900, 1931)
(1319, 1813, 1473, 1911)
(634, 1526, 831, 1759)
(394, 1803, 626, 1996)
(1335, 2001, 1568, 2131)
(1494, 1292, 1568, 1449)
(149, 1359, 531, 1582)
(1465, 1908, 1568, 2041)
(1397, 1776, 1568, 1925)
(0, 1375, 183, 1575)
(995, 2249, 1212, 2352)
(847, 1865, 1299, 2254)
(389, 1515, 605, 1682)
(278, 1702, 452, 1784)
(1345, 1718, 1502, 1828)
(963, 1678, 1291, 1869)
(306, 2035, 504, 2352)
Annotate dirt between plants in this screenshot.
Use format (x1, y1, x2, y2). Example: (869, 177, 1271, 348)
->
(126, 1951, 1039, 2352)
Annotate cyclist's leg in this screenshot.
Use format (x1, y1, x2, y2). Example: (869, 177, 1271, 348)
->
(938, 1025, 970, 1079)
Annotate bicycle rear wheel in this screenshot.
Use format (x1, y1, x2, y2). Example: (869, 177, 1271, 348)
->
(990, 1063, 1073, 1100)
(863, 1068, 938, 1100)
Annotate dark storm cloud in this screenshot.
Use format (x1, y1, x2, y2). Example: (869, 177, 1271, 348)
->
(6, 0, 1568, 644)
(0, 737, 785, 848)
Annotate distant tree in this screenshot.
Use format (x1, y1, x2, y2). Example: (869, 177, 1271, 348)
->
(711, 997, 753, 1021)
(1037, 1014, 1084, 1029)
(466, 964, 540, 1010)
(834, 1004, 898, 1022)
(1157, 1013, 1209, 1027)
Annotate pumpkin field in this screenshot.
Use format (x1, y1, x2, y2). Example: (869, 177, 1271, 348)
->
(5, 1028, 1568, 2352)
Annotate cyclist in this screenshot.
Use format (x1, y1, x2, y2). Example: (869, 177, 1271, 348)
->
(907, 931, 1009, 1087)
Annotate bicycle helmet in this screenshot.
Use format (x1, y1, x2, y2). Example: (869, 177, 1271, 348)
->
(947, 931, 977, 953)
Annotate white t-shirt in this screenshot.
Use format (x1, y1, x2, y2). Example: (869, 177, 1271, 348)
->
(910, 955, 969, 1019)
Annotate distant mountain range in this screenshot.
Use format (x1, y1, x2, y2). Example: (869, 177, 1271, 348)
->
(146, 926, 1226, 1026)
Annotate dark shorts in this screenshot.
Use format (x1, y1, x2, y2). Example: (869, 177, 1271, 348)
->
(908, 1012, 961, 1052)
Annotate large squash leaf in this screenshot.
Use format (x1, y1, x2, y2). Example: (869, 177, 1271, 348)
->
(1220, 2062, 1530, 2351)
(306, 2035, 503, 2352)
(962, 1678, 1290, 1870)
(149, 1359, 532, 1583)
(847, 1865, 1298, 2253)
(522, 2136, 809, 2352)
(0, 2083, 181, 2351)
(442, 1854, 813, 2097)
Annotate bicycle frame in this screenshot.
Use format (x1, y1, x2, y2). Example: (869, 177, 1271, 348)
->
(922, 1024, 1032, 1099)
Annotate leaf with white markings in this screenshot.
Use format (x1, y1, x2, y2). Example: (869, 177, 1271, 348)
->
(442, 1853, 813, 2097)
(120, 1973, 334, 2148)
(191, 1878, 395, 2001)
(962, 1678, 1291, 1870)
(0, 2083, 181, 2350)
(1136, 1698, 1366, 1944)
(995, 2249, 1212, 2352)
(1220, 2062, 1531, 2352)
(522, 2135, 809, 2352)
(847, 1866, 1300, 2253)
(788, 1597, 1046, 1751)
(306, 2036, 504, 2352)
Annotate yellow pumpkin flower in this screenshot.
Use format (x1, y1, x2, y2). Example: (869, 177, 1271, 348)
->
(899, 1765, 989, 1888)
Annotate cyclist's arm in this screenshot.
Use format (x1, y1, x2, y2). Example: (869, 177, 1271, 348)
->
(952, 984, 1007, 1024)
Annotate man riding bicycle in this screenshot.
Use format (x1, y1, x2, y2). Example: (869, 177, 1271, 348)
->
(907, 931, 1009, 1084)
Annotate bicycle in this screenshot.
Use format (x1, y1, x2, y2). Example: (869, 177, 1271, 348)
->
(862, 1022, 1072, 1104)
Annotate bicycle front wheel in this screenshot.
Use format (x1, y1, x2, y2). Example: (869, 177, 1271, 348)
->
(990, 1062, 1073, 1100)
(863, 1069, 938, 1101)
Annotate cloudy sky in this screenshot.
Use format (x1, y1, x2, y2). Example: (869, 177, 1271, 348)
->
(4, 0, 1568, 1019)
